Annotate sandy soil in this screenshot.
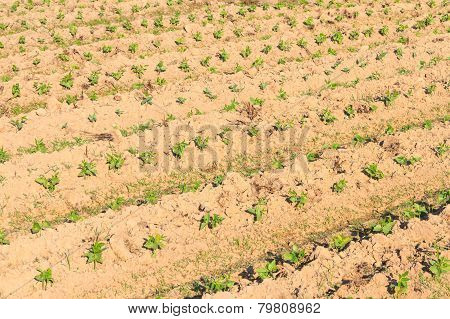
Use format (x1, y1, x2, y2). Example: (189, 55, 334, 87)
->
(0, 0, 448, 298)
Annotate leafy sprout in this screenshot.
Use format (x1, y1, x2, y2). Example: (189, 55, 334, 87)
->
(78, 160, 97, 177)
(429, 250, 450, 279)
(85, 241, 107, 269)
(256, 260, 278, 280)
(66, 211, 82, 223)
(172, 141, 189, 158)
(35, 173, 60, 192)
(106, 153, 125, 170)
(200, 212, 224, 230)
(0, 229, 10, 245)
(31, 221, 51, 234)
(332, 179, 347, 193)
(330, 234, 352, 251)
(193, 275, 235, 294)
(35, 268, 54, 290)
(363, 163, 384, 180)
(143, 234, 166, 255)
(286, 190, 307, 208)
(282, 245, 306, 265)
(393, 271, 410, 297)
(372, 216, 395, 235)
(246, 199, 267, 222)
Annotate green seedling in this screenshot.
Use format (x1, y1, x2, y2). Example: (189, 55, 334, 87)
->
(213, 29, 224, 39)
(344, 105, 355, 118)
(35, 268, 54, 290)
(363, 163, 384, 180)
(144, 190, 160, 205)
(436, 189, 449, 205)
(319, 108, 336, 124)
(256, 260, 278, 280)
(379, 25, 389, 36)
(274, 119, 293, 131)
(193, 32, 202, 42)
(272, 158, 284, 169)
(247, 126, 260, 137)
(223, 99, 238, 111)
(252, 57, 264, 69)
(423, 120, 433, 130)
(332, 179, 347, 193)
(138, 151, 156, 165)
(200, 212, 224, 230)
(131, 64, 147, 78)
(429, 251, 450, 279)
(246, 199, 267, 222)
(78, 160, 97, 177)
(297, 38, 307, 48)
(228, 84, 242, 93)
(393, 272, 410, 297)
(403, 203, 427, 219)
(330, 31, 344, 44)
(26, 139, 48, 153)
(200, 56, 211, 67)
(261, 45, 272, 54)
(218, 49, 229, 62)
(212, 175, 224, 187)
(240, 45, 251, 58)
(194, 136, 209, 150)
(380, 90, 400, 106)
(31, 221, 51, 234)
(194, 275, 235, 294)
(35, 173, 59, 192)
(203, 88, 217, 100)
(34, 82, 51, 95)
(352, 134, 371, 145)
(60, 73, 74, 89)
(101, 45, 112, 53)
(0, 147, 10, 164)
(178, 181, 201, 193)
(176, 97, 186, 104)
(66, 211, 82, 223)
(12, 83, 20, 98)
(277, 40, 291, 51)
(394, 156, 421, 166)
(128, 43, 138, 53)
(303, 17, 314, 29)
(282, 245, 306, 265)
(172, 141, 189, 158)
(315, 33, 327, 45)
(286, 190, 307, 208)
(277, 88, 288, 100)
(178, 59, 190, 72)
(434, 143, 448, 157)
(259, 82, 268, 90)
(385, 123, 395, 135)
(141, 95, 153, 105)
(106, 153, 125, 170)
(85, 241, 106, 269)
(424, 84, 436, 95)
(107, 197, 125, 211)
(109, 69, 124, 81)
(0, 230, 10, 245)
(306, 152, 320, 162)
(10, 116, 27, 131)
(143, 234, 165, 255)
(250, 97, 264, 106)
(330, 234, 352, 251)
(373, 216, 395, 235)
